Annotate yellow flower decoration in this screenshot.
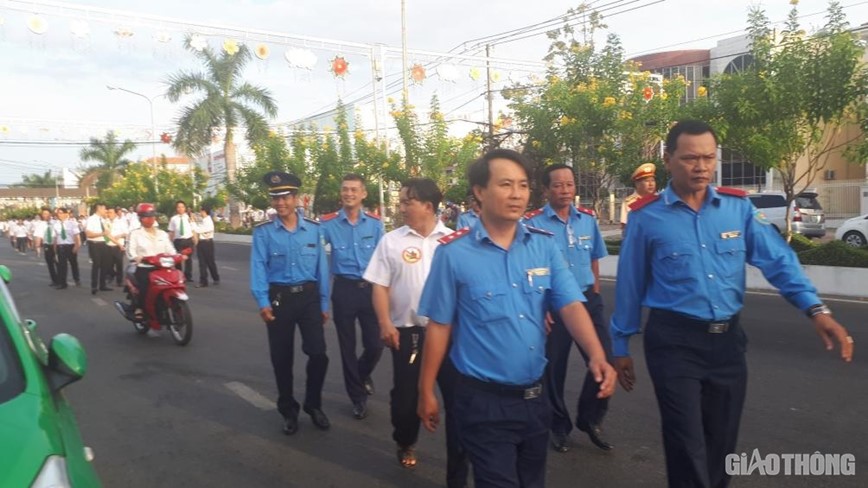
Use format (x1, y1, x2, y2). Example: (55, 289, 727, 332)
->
(559, 115, 573, 126)
(223, 39, 240, 56)
(619, 111, 633, 121)
(697, 86, 708, 97)
(531, 140, 542, 148)
(602, 97, 616, 107)
(660, 92, 669, 100)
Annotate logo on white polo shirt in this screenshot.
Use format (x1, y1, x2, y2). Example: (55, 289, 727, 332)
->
(402, 247, 422, 264)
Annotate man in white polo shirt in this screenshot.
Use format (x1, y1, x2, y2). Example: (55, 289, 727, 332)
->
(84, 202, 113, 294)
(363, 178, 452, 471)
(168, 200, 195, 282)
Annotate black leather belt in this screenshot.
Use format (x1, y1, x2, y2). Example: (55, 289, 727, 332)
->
(651, 309, 737, 334)
(270, 282, 316, 294)
(459, 374, 543, 400)
(335, 276, 370, 288)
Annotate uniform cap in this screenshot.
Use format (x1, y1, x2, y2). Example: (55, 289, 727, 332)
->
(263, 171, 301, 197)
(632, 163, 656, 181)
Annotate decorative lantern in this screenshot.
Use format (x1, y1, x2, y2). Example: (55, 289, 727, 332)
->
(255, 43, 270, 60)
(27, 15, 48, 35)
(160, 132, 172, 144)
(410, 64, 426, 84)
(223, 39, 239, 56)
(642, 86, 654, 102)
(331, 56, 349, 77)
(189, 35, 207, 52)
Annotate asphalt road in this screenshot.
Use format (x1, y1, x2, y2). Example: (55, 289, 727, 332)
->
(3, 241, 866, 487)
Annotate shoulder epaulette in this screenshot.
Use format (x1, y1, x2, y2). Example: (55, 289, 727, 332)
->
(716, 187, 747, 198)
(576, 206, 596, 217)
(526, 225, 554, 236)
(320, 211, 339, 222)
(303, 217, 320, 225)
(629, 194, 660, 212)
(438, 227, 470, 245)
(524, 208, 544, 220)
(365, 211, 381, 220)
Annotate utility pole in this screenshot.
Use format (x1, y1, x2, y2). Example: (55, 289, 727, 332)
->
(401, 0, 409, 102)
(486, 44, 495, 148)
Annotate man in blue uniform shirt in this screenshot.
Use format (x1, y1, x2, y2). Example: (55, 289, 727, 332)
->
(611, 120, 854, 488)
(456, 192, 480, 229)
(321, 173, 385, 420)
(417, 149, 617, 488)
(524, 163, 613, 453)
(250, 171, 331, 435)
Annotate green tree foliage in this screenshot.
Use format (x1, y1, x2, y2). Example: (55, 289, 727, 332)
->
(505, 6, 687, 211)
(79, 130, 137, 191)
(98, 163, 207, 215)
(13, 171, 60, 188)
(708, 1, 868, 239)
(165, 36, 278, 227)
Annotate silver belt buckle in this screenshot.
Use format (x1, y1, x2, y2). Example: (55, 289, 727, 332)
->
(523, 385, 542, 400)
(289, 285, 304, 293)
(708, 321, 729, 334)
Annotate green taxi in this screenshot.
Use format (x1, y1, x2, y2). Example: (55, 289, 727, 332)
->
(0, 265, 101, 487)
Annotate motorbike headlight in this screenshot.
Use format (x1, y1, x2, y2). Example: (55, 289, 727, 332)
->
(159, 256, 175, 268)
(31, 455, 71, 488)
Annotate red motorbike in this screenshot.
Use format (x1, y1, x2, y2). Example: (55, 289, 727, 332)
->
(114, 251, 193, 346)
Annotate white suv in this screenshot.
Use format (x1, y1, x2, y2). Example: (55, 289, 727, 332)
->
(746, 190, 826, 238)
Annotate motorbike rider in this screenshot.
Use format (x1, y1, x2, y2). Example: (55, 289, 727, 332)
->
(126, 203, 180, 319)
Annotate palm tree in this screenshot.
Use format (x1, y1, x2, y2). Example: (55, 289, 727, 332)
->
(165, 37, 278, 227)
(79, 130, 138, 191)
(14, 170, 59, 188)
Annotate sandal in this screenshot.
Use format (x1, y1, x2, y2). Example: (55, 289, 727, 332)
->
(396, 445, 417, 469)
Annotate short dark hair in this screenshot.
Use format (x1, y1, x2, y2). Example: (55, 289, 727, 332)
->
(91, 202, 105, 213)
(401, 178, 442, 211)
(468, 148, 532, 188)
(342, 173, 365, 185)
(176, 200, 187, 207)
(40, 206, 51, 213)
(540, 163, 574, 187)
(665, 120, 719, 153)
(200, 204, 212, 214)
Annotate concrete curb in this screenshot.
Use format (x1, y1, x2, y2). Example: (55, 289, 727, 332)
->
(215, 233, 253, 244)
(599, 255, 868, 299)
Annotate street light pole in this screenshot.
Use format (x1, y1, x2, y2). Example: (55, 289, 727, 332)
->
(106, 85, 159, 193)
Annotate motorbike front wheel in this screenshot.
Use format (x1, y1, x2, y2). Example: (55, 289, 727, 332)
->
(167, 298, 193, 346)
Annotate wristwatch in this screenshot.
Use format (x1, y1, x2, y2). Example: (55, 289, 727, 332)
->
(806, 303, 832, 318)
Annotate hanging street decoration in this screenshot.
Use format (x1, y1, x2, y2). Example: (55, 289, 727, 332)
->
(223, 38, 240, 55)
(491, 70, 502, 83)
(160, 132, 172, 144)
(255, 43, 270, 60)
(330, 56, 349, 78)
(114, 26, 134, 38)
(642, 86, 654, 102)
(469, 67, 482, 81)
(437, 64, 459, 82)
(154, 31, 173, 43)
(285, 47, 317, 70)
(410, 64, 426, 84)
(70, 20, 90, 39)
(27, 14, 48, 35)
(189, 34, 207, 52)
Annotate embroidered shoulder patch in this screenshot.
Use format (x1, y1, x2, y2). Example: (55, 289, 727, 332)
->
(526, 225, 554, 236)
(716, 187, 748, 198)
(628, 194, 660, 211)
(438, 227, 470, 245)
(576, 206, 595, 217)
(523, 208, 544, 220)
(320, 211, 339, 222)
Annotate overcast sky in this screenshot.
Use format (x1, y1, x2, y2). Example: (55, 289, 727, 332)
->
(1, 0, 866, 185)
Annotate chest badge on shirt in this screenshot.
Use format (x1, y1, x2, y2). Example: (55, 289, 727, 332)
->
(402, 247, 422, 263)
(720, 230, 741, 239)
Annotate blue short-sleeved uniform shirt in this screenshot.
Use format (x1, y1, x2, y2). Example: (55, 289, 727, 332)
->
(321, 208, 385, 279)
(523, 204, 608, 289)
(610, 185, 821, 357)
(250, 217, 330, 313)
(418, 220, 586, 385)
(456, 210, 479, 229)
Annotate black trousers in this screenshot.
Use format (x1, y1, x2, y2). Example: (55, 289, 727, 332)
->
(331, 277, 383, 403)
(453, 375, 550, 488)
(108, 245, 124, 286)
(16, 237, 26, 253)
(196, 239, 220, 285)
(88, 241, 112, 290)
(644, 309, 747, 488)
(545, 289, 611, 434)
(173, 238, 194, 281)
(56, 245, 80, 284)
(43, 244, 59, 285)
(390, 326, 425, 448)
(267, 284, 329, 420)
(437, 354, 470, 488)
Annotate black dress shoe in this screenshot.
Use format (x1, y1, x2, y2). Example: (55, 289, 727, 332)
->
(352, 401, 368, 420)
(99, 286, 113, 291)
(303, 406, 330, 430)
(551, 432, 570, 453)
(577, 422, 613, 451)
(91, 289, 98, 295)
(56, 284, 68, 290)
(363, 376, 375, 396)
(282, 416, 298, 435)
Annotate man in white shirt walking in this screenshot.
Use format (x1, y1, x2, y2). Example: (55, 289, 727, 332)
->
(53, 207, 82, 289)
(363, 178, 453, 471)
(33, 207, 59, 287)
(193, 204, 220, 287)
(85, 202, 113, 294)
(106, 206, 129, 287)
(168, 200, 195, 282)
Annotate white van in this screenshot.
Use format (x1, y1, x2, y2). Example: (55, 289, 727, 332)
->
(746, 191, 826, 238)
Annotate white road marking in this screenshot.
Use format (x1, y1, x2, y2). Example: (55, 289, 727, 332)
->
(92, 297, 108, 306)
(225, 381, 276, 410)
(221, 265, 239, 271)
